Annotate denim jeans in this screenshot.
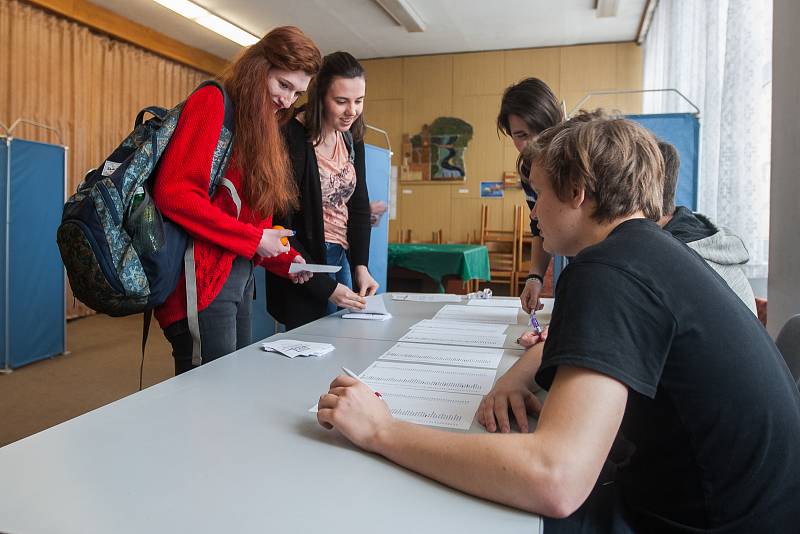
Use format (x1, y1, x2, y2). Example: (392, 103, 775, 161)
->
(163, 256, 254, 375)
(324, 242, 353, 316)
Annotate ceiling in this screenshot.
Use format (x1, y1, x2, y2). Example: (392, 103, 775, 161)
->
(89, 0, 647, 60)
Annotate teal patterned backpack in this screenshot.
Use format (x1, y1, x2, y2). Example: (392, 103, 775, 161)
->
(57, 81, 235, 320)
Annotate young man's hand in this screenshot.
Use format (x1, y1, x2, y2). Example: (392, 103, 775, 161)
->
(478, 358, 542, 433)
(317, 375, 394, 452)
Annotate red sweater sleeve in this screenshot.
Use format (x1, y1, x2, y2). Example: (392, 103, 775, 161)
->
(152, 86, 262, 258)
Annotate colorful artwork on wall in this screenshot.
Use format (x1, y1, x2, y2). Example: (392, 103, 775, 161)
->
(401, 117, 473, 183)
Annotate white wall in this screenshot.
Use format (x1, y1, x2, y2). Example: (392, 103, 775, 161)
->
(767, 0, 800, 336)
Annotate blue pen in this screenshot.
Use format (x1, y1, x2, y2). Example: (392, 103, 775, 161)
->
(529, 312, 543, 335)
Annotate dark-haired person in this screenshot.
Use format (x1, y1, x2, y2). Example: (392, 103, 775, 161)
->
(657, 141, 757, 315)
(152, 27, 322, 375)
(497, 78, 563, 314)
(315, 112, 800, 532)
(267, 51, 376, 330)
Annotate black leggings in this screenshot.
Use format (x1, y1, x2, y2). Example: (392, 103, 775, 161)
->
(163, 257, 254, 375)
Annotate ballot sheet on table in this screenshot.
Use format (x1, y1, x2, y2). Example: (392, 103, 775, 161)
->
(375, 385, 483, 430)
(408, 319, 508, 335)
(434, 304, 520, 325)
(391, 293, 462, 302)
(399, 329, 507, 348)
(360, 361, 496, 395)
(378, 342, 504, 369)
(465, 298, 522, 308)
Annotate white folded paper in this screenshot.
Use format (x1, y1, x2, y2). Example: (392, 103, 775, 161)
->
(342, 294, 392, 320)
(391, 293, 462, 302)
(261, 339, 335, 358)
(288, 263, 342, 274)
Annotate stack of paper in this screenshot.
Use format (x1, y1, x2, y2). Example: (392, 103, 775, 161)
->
(391, 293, 462, 303)
(262, 339, 335, 358)
(342, 294, 392, 321)
(434, 304, 521, 324)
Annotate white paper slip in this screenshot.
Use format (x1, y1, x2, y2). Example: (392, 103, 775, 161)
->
(391, 293, 462, 302)
(360, 361, 497, 395)
(434, 305, 520, 325)
(409, 319, 508, 334)
(399, 329, 508, 348)
(288, 263, 341, 274)
(375, 385, 482, 430)
(379, 342, 504, 369)
(342, 313, 390, 321)
(343, 294, 392, 320)
(261, 339, 335, 358)
(309, 385, 481, 430)
(466, 298, 522, 308)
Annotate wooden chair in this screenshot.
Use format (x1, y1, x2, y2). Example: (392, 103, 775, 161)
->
(479, 204, 523, 295)
(394, 228, 412, 243)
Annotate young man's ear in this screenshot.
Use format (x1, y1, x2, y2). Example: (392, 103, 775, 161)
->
(569, 185, 586, 209)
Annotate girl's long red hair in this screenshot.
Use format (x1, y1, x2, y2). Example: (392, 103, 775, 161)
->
(222, 26, 321, 219)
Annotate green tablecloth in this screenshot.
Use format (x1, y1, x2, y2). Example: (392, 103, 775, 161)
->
(388, 243, 491, 291)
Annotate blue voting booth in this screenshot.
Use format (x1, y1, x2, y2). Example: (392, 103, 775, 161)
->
(251, 141, 392, 341)
(627, 112, 700, 210)
(0, 135, 67, 371)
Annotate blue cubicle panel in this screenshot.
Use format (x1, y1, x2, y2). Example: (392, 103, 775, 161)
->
(627, 113, 700, 211)
(250, 143, 391, 341)
(364, 144, 391, 293)
(1, 138, 66, 369)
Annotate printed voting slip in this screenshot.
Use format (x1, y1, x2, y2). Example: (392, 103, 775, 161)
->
(261, 339, 335, 358)
(391, 293, 462, 303)
(288, 263, 341, 274)
(342, 294, 392, 320)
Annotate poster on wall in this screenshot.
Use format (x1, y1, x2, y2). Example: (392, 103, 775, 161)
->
(480, 181, 504, 198)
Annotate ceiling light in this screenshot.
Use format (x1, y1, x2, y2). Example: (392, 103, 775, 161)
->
(595, 0, 620, 18)
(152, 0, 260, 46)
(374, 0, 426, 32)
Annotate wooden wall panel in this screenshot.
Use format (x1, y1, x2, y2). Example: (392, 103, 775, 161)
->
(560, 43, 620, 114)
(363, 98, 403, 165)
(362, 58, 404, 100)
(452, 94, 504, 199)
(363, 42, 643, 244)
(503, 47, 561, 93)
(453, 51, 505, 96)
(402, 55, 453, 133)
(615, 43, 644, 114)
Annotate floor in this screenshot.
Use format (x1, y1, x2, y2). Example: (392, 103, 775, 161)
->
(0, 314, 174, 447)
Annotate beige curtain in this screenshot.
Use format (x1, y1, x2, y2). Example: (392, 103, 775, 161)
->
(0, 0, 209, 318)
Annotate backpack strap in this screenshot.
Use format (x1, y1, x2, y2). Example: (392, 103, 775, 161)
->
(185, 178, 242, 366)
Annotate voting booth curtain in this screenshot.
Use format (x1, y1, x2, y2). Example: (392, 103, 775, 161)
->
(0, 137, 66, 370)
(627, 112, 700, 211)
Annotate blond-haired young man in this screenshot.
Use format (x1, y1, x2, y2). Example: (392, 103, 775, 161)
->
(316, 113, 800, 532)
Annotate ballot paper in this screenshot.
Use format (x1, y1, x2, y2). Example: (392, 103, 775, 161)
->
(342, 294, 392, 320)
(360, 361, 496, 395)
(409, 319, 508, 334)
(391, 293, 462, 302)
(465, 298, 522, 308)
(399, 329, 508, 348)
(261, 339, 334, 358)
(288, 263, 341, 274)
(434, 304, 520, 325)
(379, 342, 504, 369)
(367, 385, 483, 430)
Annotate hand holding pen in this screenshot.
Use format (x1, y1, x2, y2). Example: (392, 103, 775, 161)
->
(341, 367, 385, 401)
(529, 311, 543, 335)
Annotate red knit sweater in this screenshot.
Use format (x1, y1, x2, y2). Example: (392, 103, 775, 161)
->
(152, 85, 297, 328)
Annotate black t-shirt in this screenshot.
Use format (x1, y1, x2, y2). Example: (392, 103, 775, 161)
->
(535, 219, 800, 532)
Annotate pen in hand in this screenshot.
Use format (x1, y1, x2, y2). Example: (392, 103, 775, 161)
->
(529, 312, 543, 335)
(341, 367, 385, 400)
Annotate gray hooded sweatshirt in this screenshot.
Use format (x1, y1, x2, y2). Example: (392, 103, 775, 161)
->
(664, 206, 757, 315)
